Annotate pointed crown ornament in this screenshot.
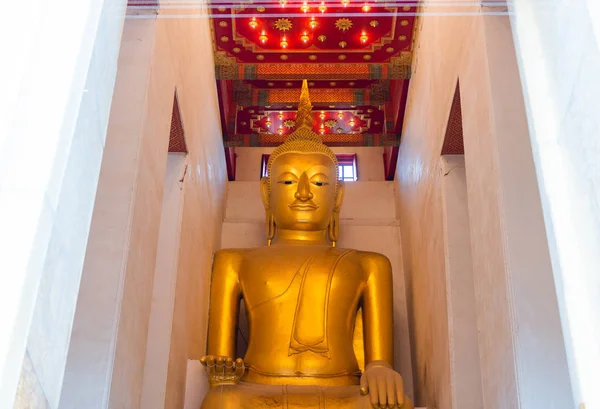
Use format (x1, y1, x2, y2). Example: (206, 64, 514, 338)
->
(266, 80, 339, 192)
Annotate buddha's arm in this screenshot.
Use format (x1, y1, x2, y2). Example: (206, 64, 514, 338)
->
(361, 253, 394, 365)
(206, 249, 243, 358)
(360, 253, 407, 408)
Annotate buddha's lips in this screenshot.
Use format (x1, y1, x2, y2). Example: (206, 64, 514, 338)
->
(289, 202, 318, 211)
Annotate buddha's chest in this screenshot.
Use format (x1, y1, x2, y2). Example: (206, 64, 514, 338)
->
(239, 248, 365, 310)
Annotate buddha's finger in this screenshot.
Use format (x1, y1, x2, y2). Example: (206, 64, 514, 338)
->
(235, 358, 246, 378)
(234, 358, 245, 378)
(215, 356, 225, 375)
(368, 376, 379, 408)
(359, 374, 369, 395)
(225, 357, 234, 373)
(386, 377, 396, 407)
(395, 374, 404, 408)
(377, 376, 386, 409)
(205, 356, 216, 368)
(203, 356, 216, 375)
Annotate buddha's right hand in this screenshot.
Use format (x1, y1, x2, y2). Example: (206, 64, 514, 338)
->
(200, 355, 245, 387)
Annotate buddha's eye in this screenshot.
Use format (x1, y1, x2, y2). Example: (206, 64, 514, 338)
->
(311, 181, 328, 187)
(278, 180, 296, 185)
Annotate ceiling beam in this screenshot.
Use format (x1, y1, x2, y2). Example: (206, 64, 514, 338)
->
(213, 52, 412, 81)
(223, 133, 400, 147)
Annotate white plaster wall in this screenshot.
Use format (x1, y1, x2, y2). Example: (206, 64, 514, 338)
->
(56, 17, 166, 409)
(0, 0, 127, 407)
(395, 4, 571, 408)
(510, 1, 600, 408)
(140, 154, 186, 409)
(235, 147, 386, 181)
(55, 4, 228, 409)
(439, 156, 483, 409)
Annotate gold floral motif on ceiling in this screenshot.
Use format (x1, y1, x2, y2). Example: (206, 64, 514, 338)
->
(324, 119, 338, 129)
(335, 18, 353, 32)
(274, 18, 293, 31)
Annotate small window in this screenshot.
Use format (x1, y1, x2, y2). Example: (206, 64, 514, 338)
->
(260, 153, 358, 181)
(336, 154, 358, 182)
(261, 154, 269, 178)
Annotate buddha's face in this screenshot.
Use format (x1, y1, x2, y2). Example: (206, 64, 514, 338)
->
(265, 152, 340, 231)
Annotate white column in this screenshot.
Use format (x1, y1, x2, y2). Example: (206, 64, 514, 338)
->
(58, 15, 173, 408)
(510, 1, 600, 408)
(0, 0, 126, 407)
(439, 156, 483, 409)
(587, 0, 600, 48)
(461, 11, 572, 408)
(141, 154, 187, 409)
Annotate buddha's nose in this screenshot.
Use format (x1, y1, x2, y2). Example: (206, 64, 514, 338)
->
(294, 172, 314, 201)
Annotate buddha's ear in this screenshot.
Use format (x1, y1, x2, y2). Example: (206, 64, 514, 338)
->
(260, 177, 275, 244)
(334, 180, 345, 212)
(260, 177, 270, 210)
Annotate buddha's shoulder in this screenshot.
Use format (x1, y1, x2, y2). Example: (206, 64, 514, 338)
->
(340, 248, 390, 262)
(213, 248, 252, 265)
(339, 249, 392, 272)
(213, 246, 271, 261)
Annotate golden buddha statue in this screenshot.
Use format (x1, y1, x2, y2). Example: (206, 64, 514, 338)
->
(200, 80, 412, 409)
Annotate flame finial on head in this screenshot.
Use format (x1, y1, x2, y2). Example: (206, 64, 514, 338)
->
(294, 80, 314, 131)
(267, 80, 338, 188)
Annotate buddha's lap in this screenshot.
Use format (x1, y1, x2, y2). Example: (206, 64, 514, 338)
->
(200, 382, 367, 409)
(200, 382, 413, 409)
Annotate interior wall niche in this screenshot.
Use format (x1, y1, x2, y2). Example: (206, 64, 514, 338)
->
(141, 89, 188, 409)
(439, 80, 483, 409)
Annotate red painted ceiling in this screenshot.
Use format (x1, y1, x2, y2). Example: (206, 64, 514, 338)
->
(237, 104, 385, 135)
(126, 0, 419, 147)
(213, 2, 415, 64)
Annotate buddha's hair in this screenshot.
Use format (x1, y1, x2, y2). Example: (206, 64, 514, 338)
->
(267, 128, 339, 195)
(266, 80, 339, 196)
